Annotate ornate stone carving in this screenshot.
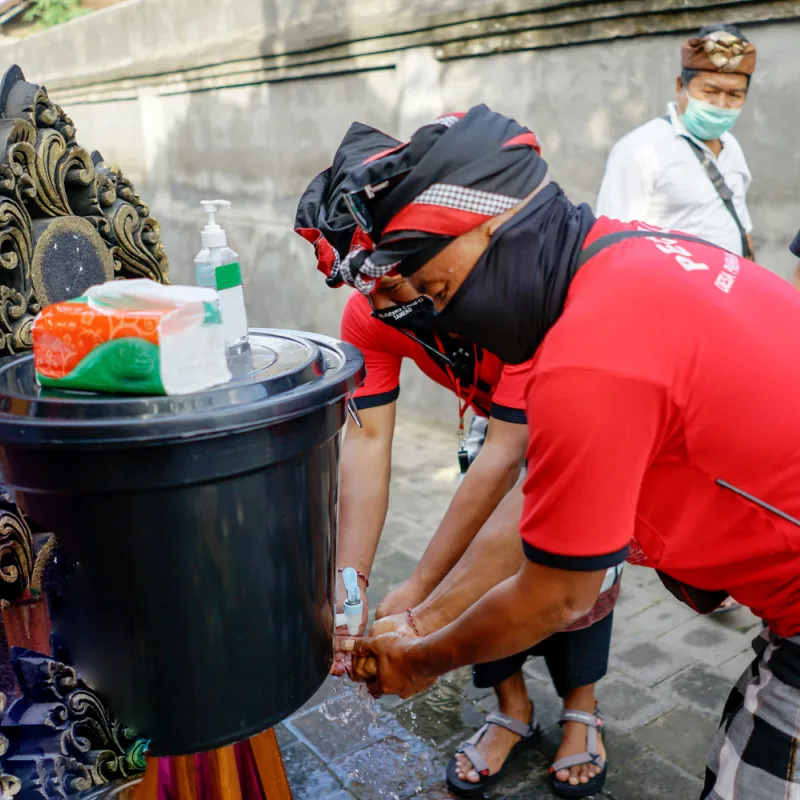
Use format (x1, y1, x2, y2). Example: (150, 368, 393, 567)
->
(0, 495, 33, 607)
(0, 694, 21, 798)
(0, 651, 147, 798)
(0, 64, 169, 358)
(0, 65, 171, 794)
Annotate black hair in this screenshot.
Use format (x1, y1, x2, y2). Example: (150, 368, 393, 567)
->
(680, 24, 752, 90)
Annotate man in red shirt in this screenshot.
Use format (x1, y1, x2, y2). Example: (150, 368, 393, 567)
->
(295, 143, 622, 796)
(328, 105, 800, 800)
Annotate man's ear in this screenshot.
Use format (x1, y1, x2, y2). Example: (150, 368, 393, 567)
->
(676, 75, 685, 94)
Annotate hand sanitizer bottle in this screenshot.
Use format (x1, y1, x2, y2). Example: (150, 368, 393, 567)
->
(194, 200, 248, 349)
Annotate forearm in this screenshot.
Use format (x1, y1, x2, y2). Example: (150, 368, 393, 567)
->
(413, 483, 525, 633)
(412, 440, 522, 593)
(408, 563, 605, 680)
(338, 437, 391, 577)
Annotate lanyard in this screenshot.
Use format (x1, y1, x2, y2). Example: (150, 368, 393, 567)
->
(387, 323, 480, 472)
(436, 333, 479, 473)
(455, 377, 478, 448)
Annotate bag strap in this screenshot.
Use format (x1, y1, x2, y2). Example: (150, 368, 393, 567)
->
(660, 115, 754, 260)
(577, 229, 719, 269)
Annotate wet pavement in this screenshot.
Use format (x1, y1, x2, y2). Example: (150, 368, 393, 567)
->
(277, 417, 762, 800)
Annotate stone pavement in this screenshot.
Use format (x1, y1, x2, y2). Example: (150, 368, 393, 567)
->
(276, 417, 763, 800)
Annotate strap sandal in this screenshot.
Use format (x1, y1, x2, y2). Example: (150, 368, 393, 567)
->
(550, 707, 607, 798)
(445, 706, 539, 797)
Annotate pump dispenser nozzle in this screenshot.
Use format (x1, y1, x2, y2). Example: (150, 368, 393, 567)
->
(336, 567, 363, 636)
(200, 200, 232, 248)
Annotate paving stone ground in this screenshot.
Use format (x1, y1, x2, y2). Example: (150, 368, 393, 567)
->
(277, 417, 762, 800)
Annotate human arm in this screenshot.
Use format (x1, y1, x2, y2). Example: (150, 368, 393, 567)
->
(353, 370, 669, 696)
(354, 561, 607, 697)
(337, 292, 405, 587)
(331, 294, 406, 673)
(338, 402, 396, 582)
(376, 417, 527, 618)
(330, 402, 395, 676)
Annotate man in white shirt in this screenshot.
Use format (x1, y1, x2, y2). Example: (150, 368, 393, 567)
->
(597, 24, 756, 258)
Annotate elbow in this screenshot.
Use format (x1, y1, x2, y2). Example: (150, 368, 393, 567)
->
(542, 593, 596, 633)
(474, 444, 525, 484)
(561, 596, 596, 628)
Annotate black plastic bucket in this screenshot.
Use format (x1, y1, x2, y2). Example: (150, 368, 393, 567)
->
(0, 329, 364, 755)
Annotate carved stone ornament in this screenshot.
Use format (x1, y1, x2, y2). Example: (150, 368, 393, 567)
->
(0, 650, 147, 799)
(0, 65, 172, 795)
(0, 64, 169, 359)
(0, 495, 32, 607)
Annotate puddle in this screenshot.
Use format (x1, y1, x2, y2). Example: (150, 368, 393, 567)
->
(315, 678, 441, 798)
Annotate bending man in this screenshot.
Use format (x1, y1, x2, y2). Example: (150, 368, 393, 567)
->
(327, 105, 800, 800)
(295, 129, 621, 795)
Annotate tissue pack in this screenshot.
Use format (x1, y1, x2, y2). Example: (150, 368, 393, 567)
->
(33, 280, 232, 395)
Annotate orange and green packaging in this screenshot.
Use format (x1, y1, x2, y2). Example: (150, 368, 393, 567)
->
(33, 280, 232, 395)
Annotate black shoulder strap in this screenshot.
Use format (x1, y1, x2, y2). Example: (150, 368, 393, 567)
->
(678, 135, 754, 260)
(577, 229, 720, 269)
(660, 114, 753, 260)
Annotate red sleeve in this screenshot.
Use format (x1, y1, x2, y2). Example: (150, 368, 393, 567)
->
(490, 360, 535, 424)
(520, 368, 670, 571)
(340, 293, 404, 409)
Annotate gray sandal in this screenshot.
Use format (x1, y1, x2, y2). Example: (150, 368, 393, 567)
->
(445, 707, 539, 797)
(550, 708, 607, 798)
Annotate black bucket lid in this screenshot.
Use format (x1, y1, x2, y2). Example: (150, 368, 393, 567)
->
(0, 329, 365, 446)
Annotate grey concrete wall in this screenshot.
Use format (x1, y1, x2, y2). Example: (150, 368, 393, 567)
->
(2, 0, 799, 425)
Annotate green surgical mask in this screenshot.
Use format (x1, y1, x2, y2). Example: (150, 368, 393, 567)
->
(681, 97, 741, 141)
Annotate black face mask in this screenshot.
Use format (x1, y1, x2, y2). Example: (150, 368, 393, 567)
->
(371, 295, 438, 337)
(372, 295, 479, 388)
(435, 184, 595, 365)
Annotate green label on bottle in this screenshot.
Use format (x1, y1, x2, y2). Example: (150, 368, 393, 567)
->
(215, 262, 242, 291)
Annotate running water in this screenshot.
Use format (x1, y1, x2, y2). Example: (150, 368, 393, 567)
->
(312, 676, 443, 798)
(319, 676, 379, 724)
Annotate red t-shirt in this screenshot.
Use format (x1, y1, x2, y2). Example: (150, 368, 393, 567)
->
(520, 216, 800, 636)
(341, 292, 531, 422)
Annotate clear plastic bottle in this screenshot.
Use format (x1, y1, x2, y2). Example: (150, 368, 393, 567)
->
(194, 200, 248, 349)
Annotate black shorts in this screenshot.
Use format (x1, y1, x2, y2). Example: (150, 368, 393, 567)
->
(472, 611, 613, 698)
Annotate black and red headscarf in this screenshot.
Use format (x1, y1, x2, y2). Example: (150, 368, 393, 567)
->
(294, 105, 548, 294)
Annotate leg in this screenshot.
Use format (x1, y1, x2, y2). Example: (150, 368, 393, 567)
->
(541, 612, 614, 790)
(702, 629, 800, 800)
(452, 652, 533, 785)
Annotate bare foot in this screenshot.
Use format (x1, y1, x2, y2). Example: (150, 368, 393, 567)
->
(553, 715, 606, 787)
(454, 672, 532, 784)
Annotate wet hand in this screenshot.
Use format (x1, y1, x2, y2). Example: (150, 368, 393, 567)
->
(375, 579, 428, 621)
(348, 633, 437, 699)
(370, 611, 416, 639)
(336, 613, 416, 681)
(330, 576, 369, 677)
